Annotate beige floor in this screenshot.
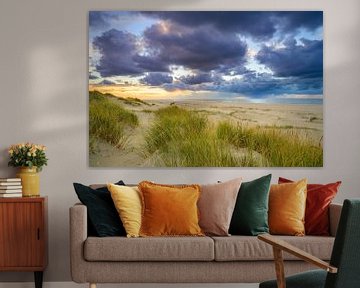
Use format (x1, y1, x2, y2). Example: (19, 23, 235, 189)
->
(0, 283, 259, 288)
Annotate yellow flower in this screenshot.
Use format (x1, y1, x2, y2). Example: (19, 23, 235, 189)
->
(8, 149, 13, 155)
(27, 152, 32, 157)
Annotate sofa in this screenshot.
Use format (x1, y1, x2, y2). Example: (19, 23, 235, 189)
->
(70, 201, 342, 287)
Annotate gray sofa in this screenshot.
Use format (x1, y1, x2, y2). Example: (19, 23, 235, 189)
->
(70, 203, 342, 287)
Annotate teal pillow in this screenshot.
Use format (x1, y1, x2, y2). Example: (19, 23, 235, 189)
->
(229, 174, 272, 236)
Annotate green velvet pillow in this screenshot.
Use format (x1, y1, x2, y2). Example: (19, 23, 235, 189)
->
(229, 174, 272, 236)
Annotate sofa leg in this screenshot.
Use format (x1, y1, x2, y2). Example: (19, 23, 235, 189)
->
(89, 283, 96, 288)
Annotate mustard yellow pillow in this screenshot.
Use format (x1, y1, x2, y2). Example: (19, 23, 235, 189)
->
(107, 183, 142, 238)
(138, 181, 204, 237)
(269, 179, 307, 236)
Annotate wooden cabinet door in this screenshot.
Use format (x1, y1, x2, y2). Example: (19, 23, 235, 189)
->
(0, 201, 45, 269)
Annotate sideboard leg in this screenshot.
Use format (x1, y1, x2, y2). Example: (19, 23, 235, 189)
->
(34, 271, 43, 288)
(90, 283, 97, 288)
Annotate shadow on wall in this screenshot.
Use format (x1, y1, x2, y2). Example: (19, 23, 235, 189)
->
(0, 1, 86, 283)
(0, 0, 209, 283)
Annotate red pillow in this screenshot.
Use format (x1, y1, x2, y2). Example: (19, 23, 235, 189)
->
(278, 177, 341, 236)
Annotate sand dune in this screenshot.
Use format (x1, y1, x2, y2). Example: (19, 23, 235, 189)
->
(90, 99, 323, 167)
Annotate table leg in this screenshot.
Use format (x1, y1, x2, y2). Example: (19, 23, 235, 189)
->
(34, 271, 43, 288)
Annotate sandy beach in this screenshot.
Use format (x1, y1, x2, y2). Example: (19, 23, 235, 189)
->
(89, 98, 323, 167)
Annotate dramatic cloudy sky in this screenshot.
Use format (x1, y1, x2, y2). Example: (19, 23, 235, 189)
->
(89, 11, 323, 102)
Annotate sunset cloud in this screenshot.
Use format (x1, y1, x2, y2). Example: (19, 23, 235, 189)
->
(89, 11, 323, 100)
(256, 38, 323, 78)
(140, 72, 173, 86)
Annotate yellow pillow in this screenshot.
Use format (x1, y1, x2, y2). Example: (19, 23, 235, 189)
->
(107, 183, 142, 238)
(138, 181, 204, 237)
(269, 179, 307, 236)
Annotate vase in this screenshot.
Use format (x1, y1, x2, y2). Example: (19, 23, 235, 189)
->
(16, 167, 40, 197)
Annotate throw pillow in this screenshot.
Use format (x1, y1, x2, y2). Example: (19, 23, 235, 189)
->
(138, 181, 203, 237)
(229, 174, 272, 236)
(279, 177, 341, 236)
(269, 179, 307, 236)
(73, 181, 126, 237)
(198, 177, 242, 236)
(107, 183, 142, 238)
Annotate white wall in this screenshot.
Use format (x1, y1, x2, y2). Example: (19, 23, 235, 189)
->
(0, 0, 359, 282)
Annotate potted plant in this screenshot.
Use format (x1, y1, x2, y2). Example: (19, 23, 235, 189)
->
(8, 142, 48, 197)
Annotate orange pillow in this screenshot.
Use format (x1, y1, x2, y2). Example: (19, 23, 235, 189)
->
(269, 179, 307, 236)
(138, 181, 204, 237)
(278, 177, 341, 236)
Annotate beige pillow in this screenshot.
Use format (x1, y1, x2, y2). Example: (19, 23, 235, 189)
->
(198, 178, 242, 236)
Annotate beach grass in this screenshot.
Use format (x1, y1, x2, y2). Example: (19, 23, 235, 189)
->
(89, 91, 138, 149)
(217, 121, 323, 167)
(118, 97, 151, 106)
(145, 106, 241, 166)
(88, 90, 323, 167)
(144, 106, 322, 167)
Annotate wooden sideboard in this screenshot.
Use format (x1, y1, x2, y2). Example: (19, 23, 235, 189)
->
(0, 197, 47, 288)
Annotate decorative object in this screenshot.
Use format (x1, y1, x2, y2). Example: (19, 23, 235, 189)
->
(279, 177, 342, 235)
(73, 181, 126, 237)
(269, 179, 307, 236)
(8, 143, 48, 197)
(138, 181, 203, 236)
(0, 178, 22, 197)
(198, 178, 242, 236)
(16, 167, 39, 197)
(0, 197, 48, 288)
(107, 184, 142, 238)
(88, 11, 323, 167)
(229, 174, 272, 236)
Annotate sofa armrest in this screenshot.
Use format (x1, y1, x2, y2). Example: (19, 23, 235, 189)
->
(69, 203, 88, 283)
(329, 203, 342, 237)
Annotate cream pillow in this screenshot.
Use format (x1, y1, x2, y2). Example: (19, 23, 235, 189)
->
(107, 183, 142, 237)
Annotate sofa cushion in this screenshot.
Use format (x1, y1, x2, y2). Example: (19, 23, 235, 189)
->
(84, 236, 214, 261)
(198, 178, 242, 236)
(269, 179, 307, 236)
(139, 181, 203, 237)
(108, 184, 142, 238)
(212, 236, 334, 261)
(73, 181, 126, 237)
(229, 174, 271, 236)
(279, 177, 341, 236)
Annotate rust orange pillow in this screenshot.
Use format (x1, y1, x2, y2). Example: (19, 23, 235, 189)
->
(269, 179, 307, 236)
(138, 181, 204, 237)
(279, 177, 341, 236)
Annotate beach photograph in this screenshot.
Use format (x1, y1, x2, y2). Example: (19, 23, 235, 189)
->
(88, 11, 323, 167)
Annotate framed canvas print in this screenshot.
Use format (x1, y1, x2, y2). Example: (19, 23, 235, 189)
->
(89, 11, 323, 167)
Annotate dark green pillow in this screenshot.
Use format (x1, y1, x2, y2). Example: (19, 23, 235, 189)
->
(73, 181, 126, 237)
(229, 174, 272, 236)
